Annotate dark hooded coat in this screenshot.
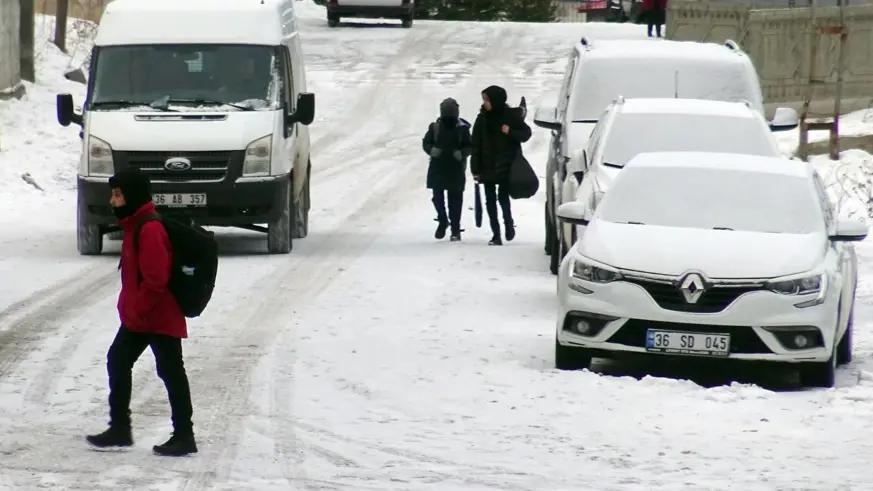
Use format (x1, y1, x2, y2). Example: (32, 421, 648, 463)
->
(422, 98, 473, 191)
(470, 85, 532, 184)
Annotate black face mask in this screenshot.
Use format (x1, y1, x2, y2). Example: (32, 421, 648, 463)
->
(112, 204, 136, 220)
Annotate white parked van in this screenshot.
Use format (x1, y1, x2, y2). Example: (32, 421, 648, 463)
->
(532, 37, 799, 275)
(56, 0, 316, 255)
(326, 0, 415, 28)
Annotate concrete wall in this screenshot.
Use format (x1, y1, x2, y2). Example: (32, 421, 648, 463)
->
(666, 0, 873, 116)
(34, 0, 110, 23)
(0, 0, 22, 98)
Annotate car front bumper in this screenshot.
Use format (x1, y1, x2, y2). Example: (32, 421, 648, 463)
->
(556, 257, 840, 364)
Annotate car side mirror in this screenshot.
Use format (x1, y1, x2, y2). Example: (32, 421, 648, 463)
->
(57, 93, 83, 127)
(533, 106, 561, 131)
(557, 201, 590, 226)
(769, 107, 799, 132)
(830, 219, 868, 242)
(286, 92, 315, 127)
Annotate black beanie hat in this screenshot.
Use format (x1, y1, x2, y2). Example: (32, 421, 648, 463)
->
(109, 168, 152, 211)
(482, 85, 507, 110)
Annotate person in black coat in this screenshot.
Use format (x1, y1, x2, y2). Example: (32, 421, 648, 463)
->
(422, 98, 473, 241)
(470, 85, 532, 246)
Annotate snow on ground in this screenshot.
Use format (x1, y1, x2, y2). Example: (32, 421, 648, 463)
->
(2, 5, 873, 490)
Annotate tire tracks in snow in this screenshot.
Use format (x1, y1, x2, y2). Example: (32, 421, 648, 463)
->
(263, 23, 541, 491)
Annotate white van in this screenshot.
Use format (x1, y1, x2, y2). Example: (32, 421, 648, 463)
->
(532, 37, 799, 275)
(56, 0, 315, 255)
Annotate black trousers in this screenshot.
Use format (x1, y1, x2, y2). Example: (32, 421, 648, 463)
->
(432, 188, 463, 234)
(483, 183, 513, 236)
(647, 8, 665, 37)
(107, 325, 194, 436)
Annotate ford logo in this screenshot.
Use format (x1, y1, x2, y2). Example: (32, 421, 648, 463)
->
(164, 157, 192, 171)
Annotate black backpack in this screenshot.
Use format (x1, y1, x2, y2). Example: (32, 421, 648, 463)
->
(126, 214, 219, 318)
(432, 117, 470, 143)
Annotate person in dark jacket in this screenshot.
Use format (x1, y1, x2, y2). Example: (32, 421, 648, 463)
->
(470, 85, 532, 246)
(642, 0, 667, 37)
(86, 168, 197, 457)
(422, 98, 473, 241)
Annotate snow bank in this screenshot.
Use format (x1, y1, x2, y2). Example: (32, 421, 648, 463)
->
(811, 148, 873, 221)
(776, 108, 873, 156)
(0, 15, 94, 213)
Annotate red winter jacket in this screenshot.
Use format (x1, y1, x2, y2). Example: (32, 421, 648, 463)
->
(643, 0, 666, 10)
(117, 202, 187, 338)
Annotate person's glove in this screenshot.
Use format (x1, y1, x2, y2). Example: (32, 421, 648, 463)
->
(430, 148, 442, 158)
(453, 150, 463, 161)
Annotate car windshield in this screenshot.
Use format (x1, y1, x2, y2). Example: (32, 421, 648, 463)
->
(596, 166, 824, 234)
(89, 44, 280, 111)
(569, 60, 759, 121)
(599, 113, 777, 167)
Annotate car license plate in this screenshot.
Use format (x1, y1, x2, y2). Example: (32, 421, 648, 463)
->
(153, 193, 207, 207)
(646, 329, 730, 357)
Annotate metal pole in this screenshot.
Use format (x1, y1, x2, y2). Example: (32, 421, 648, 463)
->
(55, 0, 69, 52)
(830, 0, 847, 160)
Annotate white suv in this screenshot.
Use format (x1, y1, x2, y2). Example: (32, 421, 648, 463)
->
(533, 37, 799, 275)
(555, 151, 867, 388)
(557, 97, 787, 258)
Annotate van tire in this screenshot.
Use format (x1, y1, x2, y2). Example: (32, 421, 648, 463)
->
(328, 16, 340, 27)
(401, 16, 413, 28)
(108, 230, 124, 241)
(291, 170, 309, 239)
(77, 202, 103, 256)
(267, 181, 293, 254)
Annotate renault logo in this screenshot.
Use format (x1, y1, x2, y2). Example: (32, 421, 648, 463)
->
(164, 157, 192, 171)
(679, 273, 705, 304)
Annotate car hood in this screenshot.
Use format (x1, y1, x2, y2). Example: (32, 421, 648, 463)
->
(579, 220, 825, 279)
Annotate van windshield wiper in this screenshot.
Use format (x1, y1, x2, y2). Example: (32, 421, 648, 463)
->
(151, 95, 255, 111)
(712, 226, 734, 231)
(91, 100, 175, 111)
(571, 119, 598, 123)
(602, 162, 623, 168)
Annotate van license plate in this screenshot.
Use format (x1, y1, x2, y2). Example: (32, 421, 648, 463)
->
(153, 193, 207, 207)
(646, 329, 730, 357)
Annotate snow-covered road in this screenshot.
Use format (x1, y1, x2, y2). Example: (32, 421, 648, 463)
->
(2, 4, 873, 490)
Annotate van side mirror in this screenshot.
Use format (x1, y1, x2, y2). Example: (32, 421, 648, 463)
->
(830, 219, 868, 242)
(57, 93, 83, 127)
(533, 106, 561, 131)
(286, 92, 315, 127)
(769, 107, 799, 132)
(557, 201, 590, 226)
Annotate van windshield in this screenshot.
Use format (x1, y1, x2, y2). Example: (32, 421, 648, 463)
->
(569, 60, 760, 121)
(89, 44, 280, 111)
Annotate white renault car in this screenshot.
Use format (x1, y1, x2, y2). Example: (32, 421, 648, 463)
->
(556, 97, 786, 259)
(555, 151, 868, 388)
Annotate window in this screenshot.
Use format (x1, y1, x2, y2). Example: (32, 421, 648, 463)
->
(556, 52, 577, 120)
(811, 173, 836, 228)
(89, 44, 280, 111)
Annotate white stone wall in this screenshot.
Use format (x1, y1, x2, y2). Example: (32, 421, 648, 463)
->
(0, 0, 22, 94)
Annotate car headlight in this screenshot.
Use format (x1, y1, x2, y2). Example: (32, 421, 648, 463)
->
(571, 257, 622, 283)
(87, 135, 114, 176)
(767, 272, 828, 308)
(242, 134, 272, 176)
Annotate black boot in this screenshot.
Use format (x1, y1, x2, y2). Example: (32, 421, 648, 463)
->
(505, 221, 516, 242)
(153, 432, 198, 457)
(86, 426, 133, 448)
(434, 220, 449, 240)
(488, 236, 503, 246)
(450, 232, 462, 242)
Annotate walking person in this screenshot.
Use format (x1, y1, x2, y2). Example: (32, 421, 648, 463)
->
(86, 168, 197, 457)
(470, 85, 532, 246)
(422, 98, 473, 241)
(643, 0, 667, 38)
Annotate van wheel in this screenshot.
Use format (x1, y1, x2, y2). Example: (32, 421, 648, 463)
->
(108, 230, 124, 241)
(291, 172, 309, 239)
(328, 16, 340, 27)
(267, 181, 293, 254)
(401, 16, 413, 28)
(77, 201, 103, 255)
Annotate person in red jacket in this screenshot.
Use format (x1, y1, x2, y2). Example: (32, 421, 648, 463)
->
(86, 168, 197, 457)
(642, 0, 667, 38)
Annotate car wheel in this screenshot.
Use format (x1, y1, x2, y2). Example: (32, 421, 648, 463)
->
(267, 181, 293, 254)
(401, 16, 413, 28)
(107, 229, 124, 241)
(837, 302, 854, 365)
(554, 340, 593, 370)
(544, 203, 553, 256)
(291, 172, 310, 239)
(327, 16, 340, 27)
(77, 201, 103, 256)
(798, 351, 836, 388)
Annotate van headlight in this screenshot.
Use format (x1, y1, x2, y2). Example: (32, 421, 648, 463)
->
(87, 135, 114, 176)
(242, 135, 272, 176)
(767, 272, 827, 308)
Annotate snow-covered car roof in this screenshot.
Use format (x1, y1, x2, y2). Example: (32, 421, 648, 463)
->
(623, 151, 809, 177)
(614, 98, 761, 119)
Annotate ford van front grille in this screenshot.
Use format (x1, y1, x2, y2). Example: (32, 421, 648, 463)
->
(114, 150, 235, 182)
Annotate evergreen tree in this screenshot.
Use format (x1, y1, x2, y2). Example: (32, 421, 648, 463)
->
(436, 0, 502, 21)
(414, 0, 439, 19)
(502, 0, 557, 22)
